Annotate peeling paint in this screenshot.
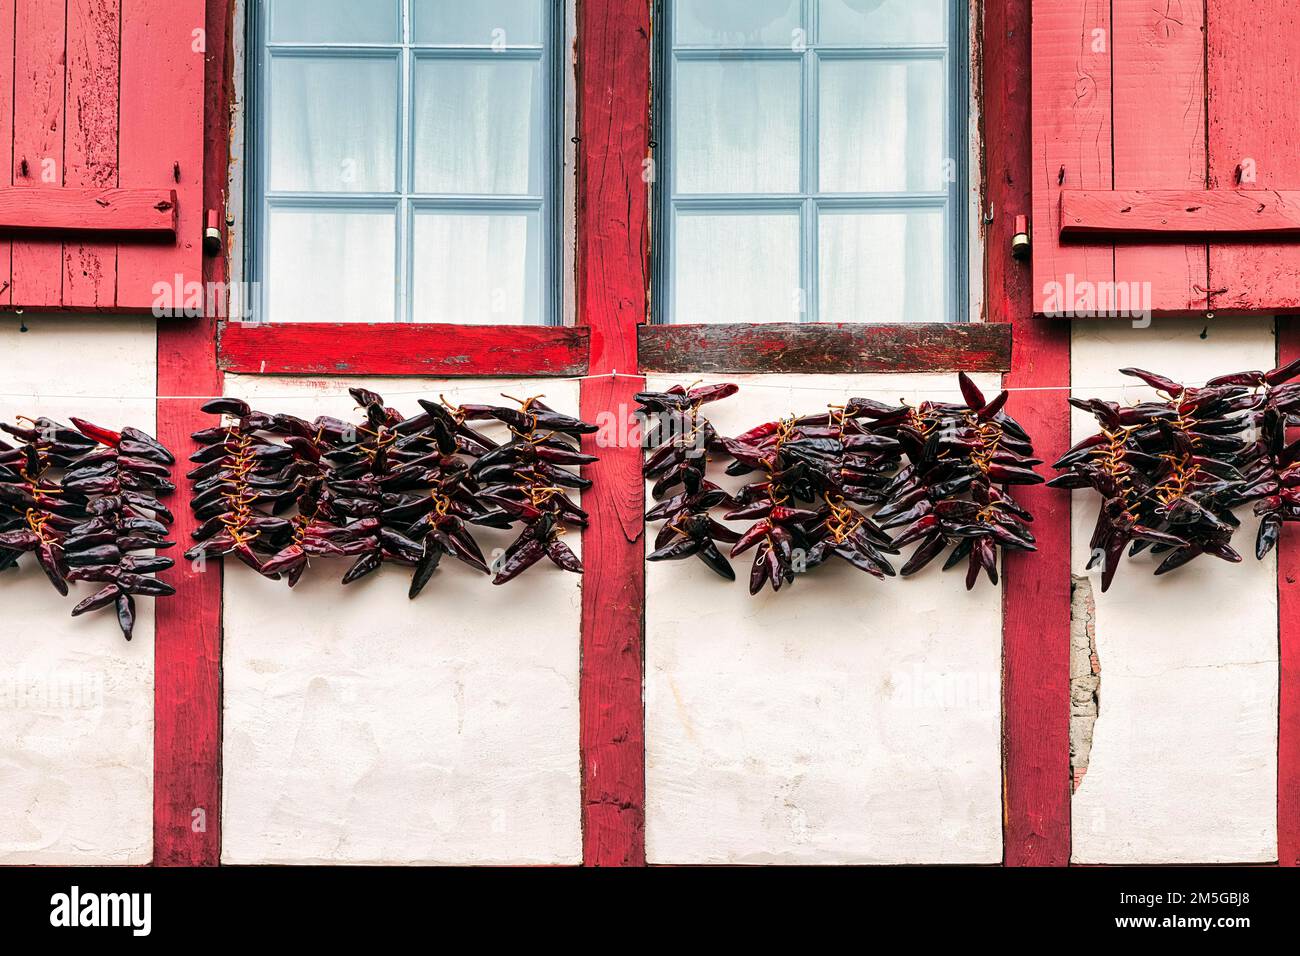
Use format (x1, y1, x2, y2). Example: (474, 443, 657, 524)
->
(1070, 575, 1100, 792)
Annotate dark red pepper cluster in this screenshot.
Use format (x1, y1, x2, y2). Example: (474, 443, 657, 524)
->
(185, 388, 595, 594)
(0, 416, 176, 639)
(638, 374, 1042, 594)
(1053, 362, 1300, 591)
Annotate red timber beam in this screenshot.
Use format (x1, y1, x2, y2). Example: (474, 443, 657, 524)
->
(575, 0, 651, 866)
(152, 0, 229, 866)
(987, 0, 1072, 865)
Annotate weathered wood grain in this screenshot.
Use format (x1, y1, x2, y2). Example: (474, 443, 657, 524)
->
(1207, 1, 1300, 313)
(64, 0, 122, 307)
(576, 0, 649, 867)
(638, 323, 1012, 374)
(219, 322, 591, 377)
(11, 0, 68, 307)
(118, 0, 204, 310)
(994, 0, 1072, 866)
(0, 186, 177, 238)
(1062, 189, 1300, 239)
(1031, 0, 1113, 315)
(1111, 0, 1208, 313)
(152, 0, 229, 868)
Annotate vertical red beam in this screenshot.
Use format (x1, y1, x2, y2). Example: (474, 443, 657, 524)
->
(989, 0, 1072, 865)
(152, 0, 231, 866)
(63, 0, 121, 308)
(1111, 0, 1208, 314)
(1206, 2, 1300, 863)
(12, 0, 67, 307)
(576, 0, 650, 866)
(1277, 316, 1300, 867)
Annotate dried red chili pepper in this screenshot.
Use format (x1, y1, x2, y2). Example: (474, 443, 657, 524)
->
(1051, 364, 1300, 590)
(1, 415, 176, 639)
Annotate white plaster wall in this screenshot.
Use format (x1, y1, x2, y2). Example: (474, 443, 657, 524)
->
(0, 315, 157, 864)
(645, 373, 1003, 864)
(220, 375, 582, 865)
(1070, 318, 1278, 864)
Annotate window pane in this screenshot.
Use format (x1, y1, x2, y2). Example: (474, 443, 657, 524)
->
(818, 209, 943, 323)
(675, 210, 801, 323)
(412, 58, 541, 195)
(819, 59, 944, 193)
(675, 0, 801, 48)
(269, 0, 399, 44)
(413, 0, 543, 46)
(412, 210, 541, 324)
(674, 59, 800, 194)
(269, 56, 398, 192)
(266, 208, 396, 322)
(818, 0, 946, 45)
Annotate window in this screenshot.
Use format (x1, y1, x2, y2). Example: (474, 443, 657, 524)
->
(248, 0, 563, 325)
(654, 0, 967, 324)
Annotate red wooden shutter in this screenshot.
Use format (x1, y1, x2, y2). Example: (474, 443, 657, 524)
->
(1032, 0, 1300, 317)
(0, 0, 204, 312)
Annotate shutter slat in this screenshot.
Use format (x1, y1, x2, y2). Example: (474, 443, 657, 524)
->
(11, 0, 67, 308)
(1207, 0, 1300, 312)
(116, 0, 204, 311)
(64, 0, 120, 308)
(1112, 0, 1208, 314)
(1031, 0, 1113, 316)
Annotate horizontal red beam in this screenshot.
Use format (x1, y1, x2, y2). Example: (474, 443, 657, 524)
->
(1061, 189, 1300, 239)
(219, 322, 591, 377)
(638, 322, 1012, 374)
(0, 186, 178, 238)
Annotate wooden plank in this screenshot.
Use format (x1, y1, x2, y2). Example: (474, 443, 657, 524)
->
(152, 0, 232, 868)
(11, 0, 68, 308)
(219, 323, 591, 377)
(1279, 318, 1300, 867)
(1062, 189, 1300, 238)
(1111, 0, 1208, 314)
(0, 0, 14, 306)
(0, 186, 177, 237)
(1207, 1, 1300, 312)
(1031, 0, 1112, 316)
(993, 0, 1072, 865)
(64, 0, 121, 307)
(118, 0, 204, 310)
(638, 323, 1012, 374)
(577, 0, 648, 867)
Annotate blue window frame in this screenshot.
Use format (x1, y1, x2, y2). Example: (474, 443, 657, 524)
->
(653, 0, 968, 324)
(247, 0, 563, 325)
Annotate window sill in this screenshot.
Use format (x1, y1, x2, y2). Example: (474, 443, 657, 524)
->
(218, 322, 590, 377)
(637, 322, 1011, 374)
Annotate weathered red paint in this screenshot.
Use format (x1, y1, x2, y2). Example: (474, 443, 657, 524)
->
(639, 322, 1012, 374)
(992, 0, 1072, 866)
(1207, 3, 1300, 313)
(1111, 0, 1207, 314)
(0, 0, 12, 306)
(576, 0, 650, 867)
(0, 186, 177, 238)
(11, 0, 67, 308)
(117, 0, 205, 311)
(219, 322, 591, 377)
(64, 0, 121, 308)
(1061, 190, 1300, 239)
(151, 0, 230, 867)
(1030, 0, 1111, 317)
